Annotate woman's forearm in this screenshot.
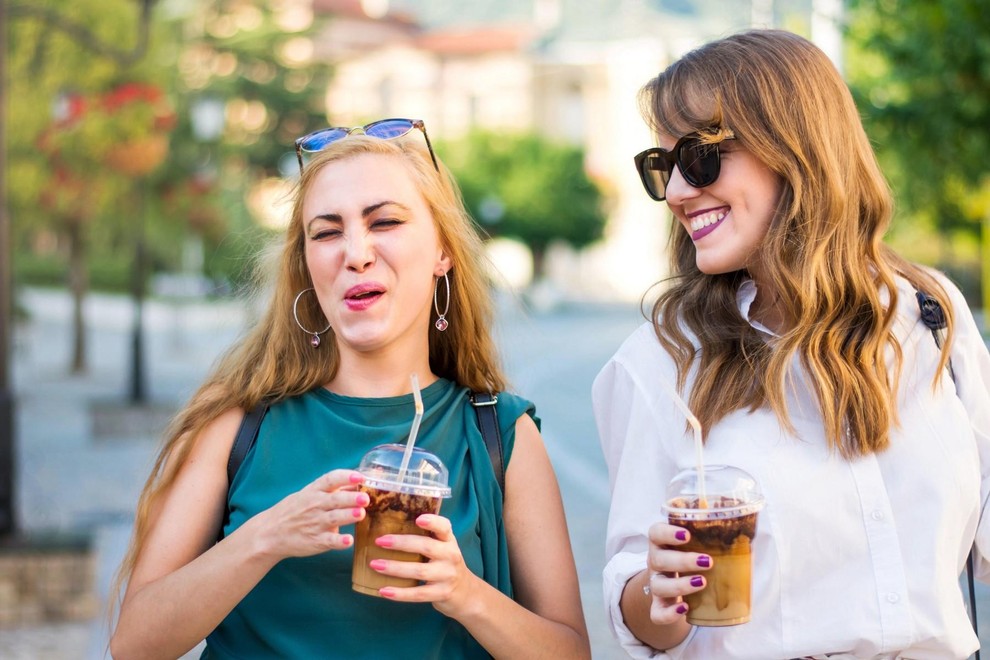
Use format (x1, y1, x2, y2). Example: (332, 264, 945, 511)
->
(110, 518, 279, 660)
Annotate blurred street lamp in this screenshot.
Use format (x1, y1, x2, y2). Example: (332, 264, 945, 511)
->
(186, 96, 225, 280)
(117, 132, 169, 404)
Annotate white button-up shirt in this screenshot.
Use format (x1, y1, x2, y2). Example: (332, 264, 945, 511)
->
(593, 275, 990, 659)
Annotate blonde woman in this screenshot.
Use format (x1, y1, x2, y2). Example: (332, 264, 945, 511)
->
(110, 121, 589, 659)
(594, 30, 990, 659)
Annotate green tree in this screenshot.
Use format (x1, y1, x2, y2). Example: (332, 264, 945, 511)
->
(8, 0, 169, 372)
(148, 1, 334, 288)
(845, 0, 990, 310)
(7, 1, 335, 372)
(443, 131, 606, 280)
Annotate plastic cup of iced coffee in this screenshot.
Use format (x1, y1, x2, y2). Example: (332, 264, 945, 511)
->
(662, 465, 764, 626)
(351, 443, 452, 597)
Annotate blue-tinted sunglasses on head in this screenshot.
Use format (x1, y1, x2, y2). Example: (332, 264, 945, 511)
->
(294, 118, 439, 174)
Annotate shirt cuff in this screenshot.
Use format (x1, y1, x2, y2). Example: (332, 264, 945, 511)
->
(603, 551, 698, 659)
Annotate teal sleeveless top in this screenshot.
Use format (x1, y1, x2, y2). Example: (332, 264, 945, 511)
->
(203, 378, 538, 659)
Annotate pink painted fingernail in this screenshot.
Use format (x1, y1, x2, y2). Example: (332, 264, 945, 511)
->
(416, 515, 431, 527)
(690, 576, 704, 587)
(356, 493, 370, 506)
(375, 535, 395, 548)
(676, 603, 688, 614)
(340, 535, 352, 547)
(369, 559, 387, 571)
(379, 587, 396, 598)
(352, 508, 364, 518)
(697, 555, 711, 568)
(675, 530, 687, 541)
(349, 472, 365, 484)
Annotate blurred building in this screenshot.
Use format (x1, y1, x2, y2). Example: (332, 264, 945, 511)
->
(309, 0, 819, 301)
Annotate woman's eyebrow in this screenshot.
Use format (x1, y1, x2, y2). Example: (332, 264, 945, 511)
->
(306, 200, 413, 230)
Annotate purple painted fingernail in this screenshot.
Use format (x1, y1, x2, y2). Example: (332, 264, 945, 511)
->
(676, 603, 688, 614)
(690, 575, 704, 587)
(675, 530, 687, 541)
(696, 555, 711, 568)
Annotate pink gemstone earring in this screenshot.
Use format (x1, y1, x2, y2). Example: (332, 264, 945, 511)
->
(433, 272, 450, 332)
(292, 288, 331, 348)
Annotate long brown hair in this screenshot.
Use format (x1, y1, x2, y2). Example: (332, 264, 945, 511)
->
(112, 132, 507, 610)
(640, 29, 953, 457)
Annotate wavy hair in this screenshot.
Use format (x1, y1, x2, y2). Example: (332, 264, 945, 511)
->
(640, 29, 953, 457)
(111, 132, 507, 615)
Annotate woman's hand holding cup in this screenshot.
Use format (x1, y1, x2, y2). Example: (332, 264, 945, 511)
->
(645, 521, 711, 624)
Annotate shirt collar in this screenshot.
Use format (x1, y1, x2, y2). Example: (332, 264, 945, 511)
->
(737, 278, 780, 337)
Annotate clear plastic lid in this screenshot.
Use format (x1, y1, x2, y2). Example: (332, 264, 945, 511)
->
(662, 465, 764, 518)
(357, 443, 451, 498)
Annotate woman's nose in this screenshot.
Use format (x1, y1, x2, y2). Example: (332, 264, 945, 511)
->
(344, 232, 375, 271)
(663, 166, 700, 206)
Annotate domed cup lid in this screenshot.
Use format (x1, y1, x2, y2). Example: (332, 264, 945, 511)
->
(662, 465, 764, 519)
(357, 443, 451, 498)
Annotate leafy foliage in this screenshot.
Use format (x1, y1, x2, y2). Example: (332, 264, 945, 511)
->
(441, 131, 606, 277)
(845, 0, 990, 293)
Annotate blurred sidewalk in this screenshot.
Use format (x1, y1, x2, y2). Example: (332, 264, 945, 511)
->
(2, 288, 252, 659)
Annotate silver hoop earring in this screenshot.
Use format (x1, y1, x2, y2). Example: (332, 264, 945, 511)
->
(293, 288, 331, 348)
(433, 272, 450, 332)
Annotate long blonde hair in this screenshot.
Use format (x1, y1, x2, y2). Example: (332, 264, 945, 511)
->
(112, 133, 507, 608)
(641, 29, 953, 457)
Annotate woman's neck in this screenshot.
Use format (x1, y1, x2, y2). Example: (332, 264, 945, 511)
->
(748, 279, 789, 335)
(326, 348, 437, 398)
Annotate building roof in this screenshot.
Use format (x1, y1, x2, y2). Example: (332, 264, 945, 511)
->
(415, 24, 537, 54)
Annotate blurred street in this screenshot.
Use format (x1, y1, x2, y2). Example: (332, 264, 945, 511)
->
(2, 288, 988, 659)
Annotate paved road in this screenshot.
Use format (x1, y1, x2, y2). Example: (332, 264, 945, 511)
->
(3, 288, 987, 659)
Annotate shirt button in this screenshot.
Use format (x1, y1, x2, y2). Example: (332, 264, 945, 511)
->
(886, 592, 900, 604)
(871, 510, 885, 521)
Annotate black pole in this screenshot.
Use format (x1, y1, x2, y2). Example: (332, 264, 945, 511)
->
(0, 0, 18, 538)
(129, 183, 146, 404)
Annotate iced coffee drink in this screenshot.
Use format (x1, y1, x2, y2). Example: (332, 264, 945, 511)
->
(351, 444, 451, 597)
(663, 466, 763, 626)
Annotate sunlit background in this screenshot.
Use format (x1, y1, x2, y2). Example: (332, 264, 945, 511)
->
(2, 0, 988, 657)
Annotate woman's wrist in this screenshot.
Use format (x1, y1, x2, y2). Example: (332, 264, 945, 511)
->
(621, 569, 692, 651)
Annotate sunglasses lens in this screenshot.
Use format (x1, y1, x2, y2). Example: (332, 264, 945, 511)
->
(640, 153, 671, 200)
(365, 119, 415, 139)
(299, 128, 349, 153)
(677, 139, 720, 188)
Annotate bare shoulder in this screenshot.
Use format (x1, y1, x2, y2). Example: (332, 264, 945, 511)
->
(185, 406, 247, 465)
(505, 413, 559, 497)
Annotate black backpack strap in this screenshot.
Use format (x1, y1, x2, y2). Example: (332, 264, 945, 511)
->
(470, 392, 504, 500)
(916, 290, 956, 381)
(219, 402, 269, 541)
(916, 291, 977, 655)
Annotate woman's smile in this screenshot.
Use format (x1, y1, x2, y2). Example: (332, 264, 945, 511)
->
(688, 206, 730, 241)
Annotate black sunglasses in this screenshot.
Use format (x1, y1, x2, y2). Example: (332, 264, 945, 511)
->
(294, 118, 439, 174)
(634, 131, 735, 201)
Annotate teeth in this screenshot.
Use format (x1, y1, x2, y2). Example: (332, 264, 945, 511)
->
(690, 210, 728, 232)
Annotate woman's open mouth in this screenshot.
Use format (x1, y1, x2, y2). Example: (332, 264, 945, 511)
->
(344, 284, 385, 311)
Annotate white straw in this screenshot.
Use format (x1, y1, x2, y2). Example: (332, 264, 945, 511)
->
(396, 374, 424, 484)
(655, 376, 707, 507)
